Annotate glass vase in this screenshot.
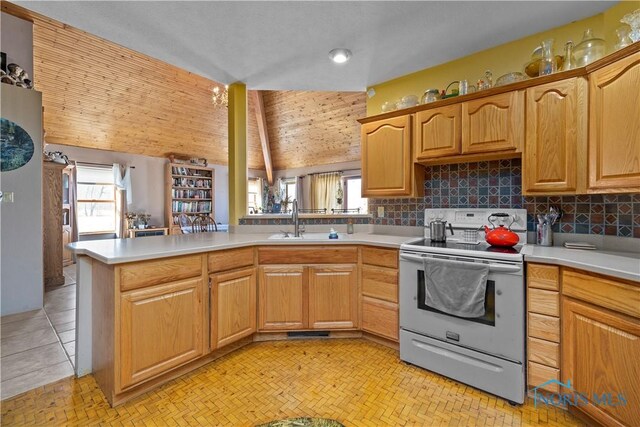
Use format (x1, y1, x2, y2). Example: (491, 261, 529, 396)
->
(621, 8, 640, 43)
(615, 26, 633, 51)
(539, 39, 556, 76)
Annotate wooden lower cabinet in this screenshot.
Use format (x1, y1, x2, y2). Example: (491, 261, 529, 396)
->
(562, 297, 640, 427)
(258, 266, 306, 330)
(361, 297, 398, 341)
(211, 267, 257, 350)
(119, 277, 205, 390)
(308, 265, 357, 329)
(62, 226, 73, 266)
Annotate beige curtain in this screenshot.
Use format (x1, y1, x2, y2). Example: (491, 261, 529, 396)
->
(115, 189, 127, 238)
(310, 172, 342, 211)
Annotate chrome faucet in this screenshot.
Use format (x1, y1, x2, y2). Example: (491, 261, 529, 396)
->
(292, 199, 302, 237)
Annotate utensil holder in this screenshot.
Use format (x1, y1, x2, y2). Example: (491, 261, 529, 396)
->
(537, 223, 553, 246)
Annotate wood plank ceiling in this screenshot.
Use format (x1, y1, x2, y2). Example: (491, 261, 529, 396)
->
(2, 2, 265, 170)
(3, 2, 366, 172)
(263, 91, 366, 170)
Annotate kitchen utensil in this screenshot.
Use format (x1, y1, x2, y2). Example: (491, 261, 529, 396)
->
(429, 219, 454, 243)
(495, 72, 527, 87)
(574, 29, 605, 67)
(537, 222, 553, 246)
(421, 89, 440, 104)
(483, 213, 520, 247)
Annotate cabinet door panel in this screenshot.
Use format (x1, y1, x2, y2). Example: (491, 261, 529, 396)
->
(462, 91, 524, 154)
(563, 298, 640, 427)
(258, 266, 306, 330)
(524, 78, 586, 194)
(361, 115, 413, 197)
(119, 277, 204, 390)
(589, 51, 640, 192)
(415, 105, 461, 159)
(211, 267, 256, 349)
(308, 265, 357, 329)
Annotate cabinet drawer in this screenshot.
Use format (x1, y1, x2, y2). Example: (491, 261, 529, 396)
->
(258, 246, 358, 265)
(527, 264, 559, 291)
(528, 361, 560, 392)
(119, 255, 203, 291)
(528, 337, 559, 368)
(563, 269, 640, 318)
(528, 288, 559, 317)
(528, 313, 560, 342)
(361, 297, 398, 341)
(208, 247, 254, 273)
(361, 246, 398, 269)
(362, 266, 398, 303)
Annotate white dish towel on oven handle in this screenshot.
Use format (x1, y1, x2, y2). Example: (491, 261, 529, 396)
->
(423, 257, 489, 318)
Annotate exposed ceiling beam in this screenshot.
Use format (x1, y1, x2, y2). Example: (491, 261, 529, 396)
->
(251, 90, 273, 185)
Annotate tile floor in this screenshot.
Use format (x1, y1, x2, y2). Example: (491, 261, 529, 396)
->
(1, 339, 583, 426)
(0, 265, 77, 400)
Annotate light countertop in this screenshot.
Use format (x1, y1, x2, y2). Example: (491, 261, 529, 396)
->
(522, 245, 640, 283)
(69, 233, 639, 283)
(69, 232, 411, 265)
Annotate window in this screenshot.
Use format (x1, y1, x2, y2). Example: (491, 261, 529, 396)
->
(343, 176, 368, 213)
(247, 178, 262, 214)
(283, 178, 296, 202)
(76, 165, 116, 234)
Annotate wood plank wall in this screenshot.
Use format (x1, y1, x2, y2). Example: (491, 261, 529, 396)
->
(2, 1, 265, 169)
(263, 91, 366, 170)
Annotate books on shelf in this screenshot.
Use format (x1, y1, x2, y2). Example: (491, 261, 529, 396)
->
(172, 200, 212, 213)
(172, 177, 212, 188)
(171, 188, 211, 199)
(171, 166, 212, 177)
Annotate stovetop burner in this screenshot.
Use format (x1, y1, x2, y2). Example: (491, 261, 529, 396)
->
(406, 239, 522, 254)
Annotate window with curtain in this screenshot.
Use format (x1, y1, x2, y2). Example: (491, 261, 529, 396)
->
(283, 178, 296, 203)
(76, 165, 116, 234)
(310, 172, 342, 211)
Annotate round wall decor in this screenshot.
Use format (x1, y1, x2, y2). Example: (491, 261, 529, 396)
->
(1, 117, 35, 172)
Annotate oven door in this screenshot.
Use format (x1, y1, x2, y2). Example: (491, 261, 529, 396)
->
(399, 251, 524, 363)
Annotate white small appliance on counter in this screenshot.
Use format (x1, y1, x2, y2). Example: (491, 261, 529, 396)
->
(399, 208, 528, 404)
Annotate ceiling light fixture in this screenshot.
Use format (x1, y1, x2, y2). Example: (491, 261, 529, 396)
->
(212, 84, 229, 108)
(329, 48, 352, 64)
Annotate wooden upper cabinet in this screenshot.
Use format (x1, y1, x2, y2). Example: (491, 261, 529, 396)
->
(211, 267, 257, 350)
(361, 115, 421, 197)
(258, 266, 306, 330)
(308, 265, 357, 330)
(462, 91, 524, 154)
(562, 297, 640, 427)
(119, 277, 204, 390)
(524, 78, 587, 194)
(588, 50, 640, 192)
(414, 105, 462, 160)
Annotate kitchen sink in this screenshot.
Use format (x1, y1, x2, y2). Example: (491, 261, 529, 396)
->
(268, 232, 349, 240)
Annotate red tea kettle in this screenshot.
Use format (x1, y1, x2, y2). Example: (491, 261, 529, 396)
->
(484, 213, 520, 247)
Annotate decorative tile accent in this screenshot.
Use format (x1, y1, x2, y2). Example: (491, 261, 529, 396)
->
(368, 159, 640, 238)
(239, 217, 371, 226)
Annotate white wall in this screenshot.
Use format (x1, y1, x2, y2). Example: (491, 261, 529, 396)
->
(1, 13, 34, 79)
(48, 144, 231, 225)
(1, 85, 43, 316)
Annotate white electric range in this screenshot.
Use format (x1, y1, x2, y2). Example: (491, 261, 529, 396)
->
(399, 208, 528, 404)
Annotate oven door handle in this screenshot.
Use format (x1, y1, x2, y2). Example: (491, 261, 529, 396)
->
(400, 253, 522, 273)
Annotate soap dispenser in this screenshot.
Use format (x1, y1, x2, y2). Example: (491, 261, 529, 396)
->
(347, 219, 354, 234)
(329, 228, 339, 239)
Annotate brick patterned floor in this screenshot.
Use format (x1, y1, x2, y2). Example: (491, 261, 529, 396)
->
(1, 339, 582, 426)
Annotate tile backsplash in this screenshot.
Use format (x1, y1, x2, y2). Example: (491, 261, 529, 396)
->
(368, 159, 640, 238)
(239, 217, 372, 226)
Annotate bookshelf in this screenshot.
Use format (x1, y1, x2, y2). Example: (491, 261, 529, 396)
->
(165, 162, 214, 235)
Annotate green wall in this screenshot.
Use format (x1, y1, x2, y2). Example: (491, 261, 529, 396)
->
(367, 2, 639, 116)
